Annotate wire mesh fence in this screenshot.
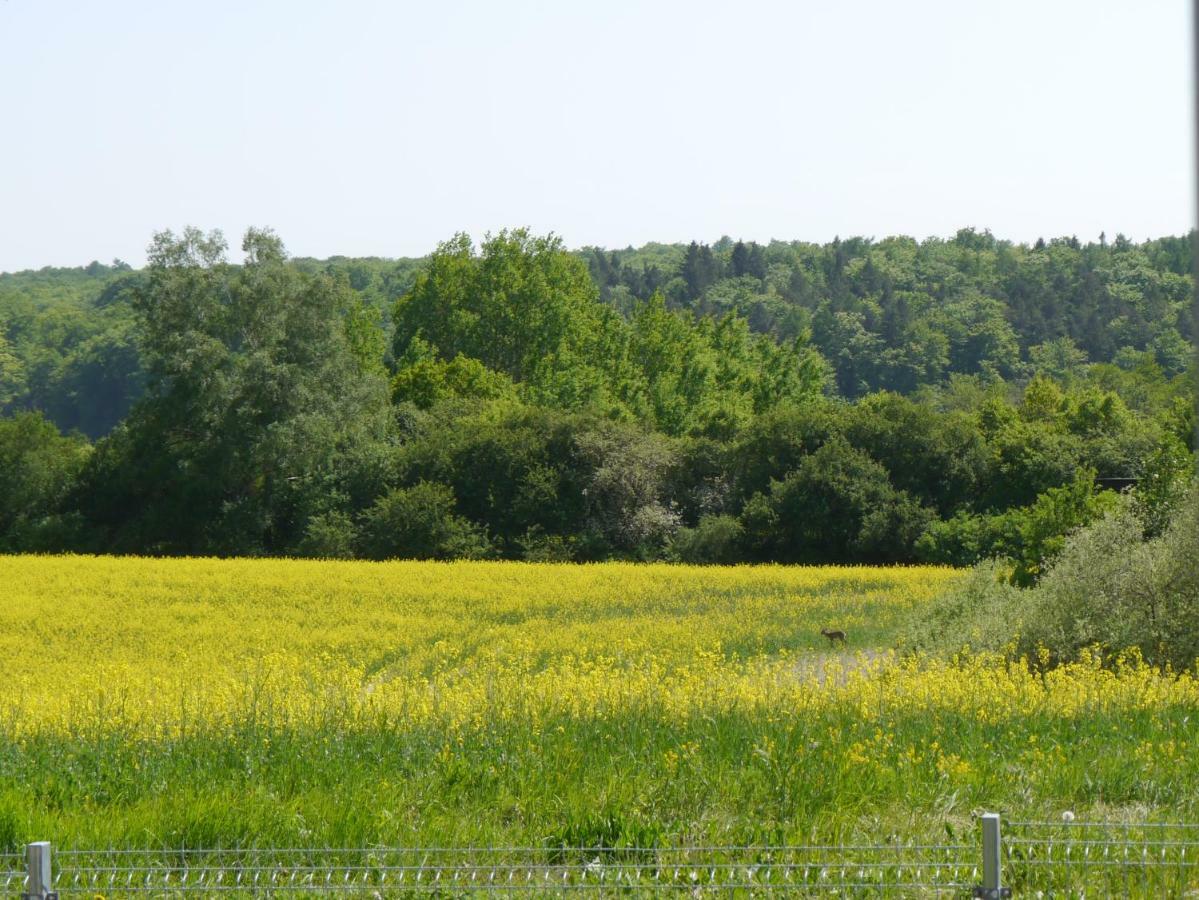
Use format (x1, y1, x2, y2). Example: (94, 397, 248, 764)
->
(0, 853, 21, 896)
(1003, 819, 1199, 897)
(5, 815, 1199, 897)
(5, 843, 978, 896)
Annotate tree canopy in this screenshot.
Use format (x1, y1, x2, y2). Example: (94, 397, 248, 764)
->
(0, 225, 1194, 567)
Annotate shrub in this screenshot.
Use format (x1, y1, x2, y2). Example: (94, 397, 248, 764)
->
(915, 510, 1012, 568)
(669, 514, 744, 564)
(357, 482, 491, 560)
(517, 527, 577, 562)
(1132, 436, 1195, 537)
(0, 412, 90, 551)
(898, 559, 1025, 656)
(916, 468, 1121, 585)
(910, 481, 1199, 670)
(390, 354, 517, 410)
(295, 511, 357, 559)
(573, 422, 679, 559)
(1021, 482, 1199, 669)
(741, 436, 933, 563)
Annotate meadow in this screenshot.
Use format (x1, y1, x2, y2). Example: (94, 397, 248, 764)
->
(0, 555, 1196, 856)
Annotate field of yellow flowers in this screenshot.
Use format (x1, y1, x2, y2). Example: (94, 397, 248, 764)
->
(0, 554, 1195, 852)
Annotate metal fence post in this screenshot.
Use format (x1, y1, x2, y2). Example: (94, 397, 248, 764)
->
(974, 813, 1010, 898)
(21, 842, 57, 900)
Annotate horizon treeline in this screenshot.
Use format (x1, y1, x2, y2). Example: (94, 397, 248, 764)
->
(0, 226, 1195, 569)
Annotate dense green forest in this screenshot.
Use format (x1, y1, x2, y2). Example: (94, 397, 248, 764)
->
(0, 227, 1194, 569)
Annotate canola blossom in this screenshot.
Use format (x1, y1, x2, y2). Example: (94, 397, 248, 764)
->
(3, 640, 1196, 740)
(0, 555, 961, 736)
(0, 554, 1195, 851)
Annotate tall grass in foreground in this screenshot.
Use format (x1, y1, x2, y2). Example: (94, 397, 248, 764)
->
(0, 556, 1194, 853)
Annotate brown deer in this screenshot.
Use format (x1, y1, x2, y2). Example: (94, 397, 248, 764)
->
(820, 627, 847, 646)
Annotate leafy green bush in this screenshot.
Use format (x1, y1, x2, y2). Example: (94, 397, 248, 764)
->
(357, 482, 491, 560)
(0, 412, 90, 551)
(573, 422, 680, 559)
(669, 514, 744, 564)
(1022, 484, 1198, 669)
(741, 436, 933, 563)
(916, 468, 1120, 585)
(898, 559, 1025, 656)
(295, 511, 357, 559)
(909, 481, 1199, 669)
(1132, 435, 1195, 536)
(390, 352, 517, 410)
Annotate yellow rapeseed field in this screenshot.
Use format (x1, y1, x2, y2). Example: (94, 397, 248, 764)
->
(0, 554, 1195, 854)
(0, 555, 961, 736)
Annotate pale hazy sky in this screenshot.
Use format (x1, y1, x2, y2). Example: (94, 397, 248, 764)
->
(0, 0, 1191, 272)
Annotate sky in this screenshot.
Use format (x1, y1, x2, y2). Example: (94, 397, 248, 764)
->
(0, 0, 1192, 272)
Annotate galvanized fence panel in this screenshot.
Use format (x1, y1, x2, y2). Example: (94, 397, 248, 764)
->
(7, 815, 1199, 897)
(1003, 819, 1199, 897)
(32, 843, 978, 896)
(0, 852, 22, 896)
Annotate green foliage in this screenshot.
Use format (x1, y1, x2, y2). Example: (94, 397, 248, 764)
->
(917, 468, 1121, 585)
(295, 511, 357, 559)
(1019, 484, 1199, 669)
(899, 560, 1024, 656)
(1029, 336, 1089, 384)
(391, 354, 517, 409)
(73, 228, 391, 555)
(843, 392, 988, 513)
(547, 812, 665, 860)
(0, 225, 1194, 563)
(393, 230, 605, 390)
(393, 404, 586, 558)
(0, 331, 24, 408)
(741, 436, 933, 563)
(342, 298, 388, 378)
(984, 417, 1083, 508)
(6, 227, 1196, 438)
(1004, 469, 1123, 585)
(668, 515, 744, 564)
(391, 234, 827, 435)
(1132, 436, 1196, 537)
(614, 296, 828, 435)
(0, 275, 145, 438)
(571, 421, 680, 559)
(0, 412, 89, 550)
(910, 482, 1199, 669)
(728, 401, 842, 503)
(1164, 392, 1197, 450)
(0, 791, 27, 854)
(357, 482, 491, 560)
(589, 230, 1193, 405)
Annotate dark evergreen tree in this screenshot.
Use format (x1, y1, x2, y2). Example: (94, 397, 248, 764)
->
(731, 241, 750, 278)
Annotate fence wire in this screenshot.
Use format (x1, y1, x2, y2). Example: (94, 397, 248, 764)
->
(5, 820, 1199, 896)
(1004, 819, 1199, 896)
(0, 854, 19, 896)
(6, 843, 977, 896)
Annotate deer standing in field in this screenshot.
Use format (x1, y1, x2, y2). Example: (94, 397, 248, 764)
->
(820, 627, 847, 646)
